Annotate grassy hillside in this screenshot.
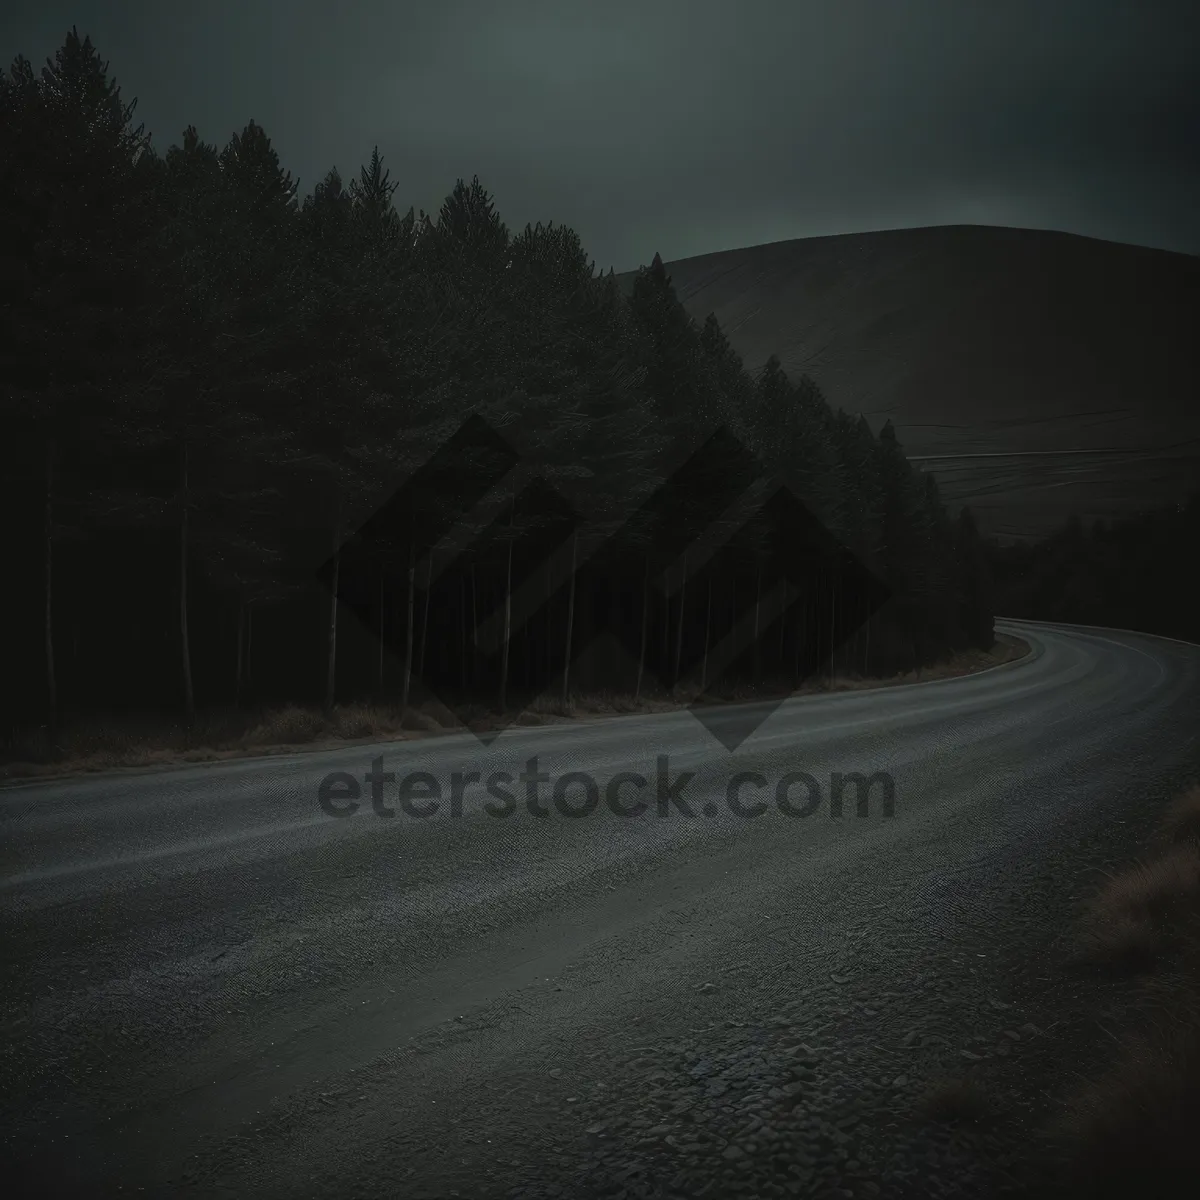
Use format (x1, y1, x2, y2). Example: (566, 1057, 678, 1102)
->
(618, 225, 1200, 538)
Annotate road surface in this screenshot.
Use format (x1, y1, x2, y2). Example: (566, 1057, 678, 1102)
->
(3, 620, 1199, 1198)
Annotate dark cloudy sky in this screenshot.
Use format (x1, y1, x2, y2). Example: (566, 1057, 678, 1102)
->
(4, 1, 1198, 270)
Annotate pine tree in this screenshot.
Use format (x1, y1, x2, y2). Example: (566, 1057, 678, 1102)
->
(627, 253, 703, 426)
(288, 161, 449, 712)
(698, 312, 752, 421)
(0, 31, 153, 734)
(348, 146, 406, 249)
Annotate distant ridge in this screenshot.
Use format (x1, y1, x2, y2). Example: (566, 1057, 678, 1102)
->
(616, 225, 1200, 539)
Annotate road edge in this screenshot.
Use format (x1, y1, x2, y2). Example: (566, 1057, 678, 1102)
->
(1, 632, 1037, 793)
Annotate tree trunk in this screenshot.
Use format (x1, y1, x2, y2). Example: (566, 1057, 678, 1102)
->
(724, 576, 734, 691)
(794, 600, 805, 687)
(812, 576, 822, 684)
(661, 562, 670, 684)
(752, 562, 762, 684)
(499, 474, 519, 713)
(44, 438, 57, 740)
(323, 515, 341, 716)
(701, 572, 713, 692)
(828, 572, 837, 684)
(671, 552, 688, 694)
(460, 569, 469, 697)
(378, 573, 386, 696)
(235, 599, 245, 709)
(635, 553, 650, 701)
(402, 540, 415, 711)
(544, 560, 553, 686)
(499, 539, 513, 712)
(777, 580, 788, 681)
(524, 593, 533, 691)
(560, 530, 578, 709)
(180, 440, 195, 726)
(470, 563, 478, 692)
(418, 549, 434, 679)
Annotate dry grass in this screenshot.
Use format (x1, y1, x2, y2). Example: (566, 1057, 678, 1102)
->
(1053, 999, 1200, 1196)
(1079, 840, 1200, 972)
(0, 700, 460, 781)
(1093, 843, 1200, 925)
(1160, 782, 1200, 846)
(1049, 780, 1200, 1195)
(0, 637, 1028, 784)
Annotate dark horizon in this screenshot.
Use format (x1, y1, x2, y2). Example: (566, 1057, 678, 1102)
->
(647, 220, 1200, 270)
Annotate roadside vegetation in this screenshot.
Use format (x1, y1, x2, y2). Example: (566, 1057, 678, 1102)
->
(989, 494, 1200, 643)
(1, 635, 1027, 782)
(1044, 781, 1200, 1196)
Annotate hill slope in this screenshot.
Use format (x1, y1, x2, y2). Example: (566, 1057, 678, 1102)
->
(617, 225, 1200, 539)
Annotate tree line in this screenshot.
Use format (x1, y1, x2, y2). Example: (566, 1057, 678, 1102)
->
(1, 29, 996, 739)
(988, 490, 1200, 642)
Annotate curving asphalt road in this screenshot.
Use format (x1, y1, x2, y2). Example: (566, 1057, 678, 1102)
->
(3, 620, 1199, 1198)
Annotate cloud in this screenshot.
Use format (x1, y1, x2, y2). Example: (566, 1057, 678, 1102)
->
(3, 0, 1197, 268)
